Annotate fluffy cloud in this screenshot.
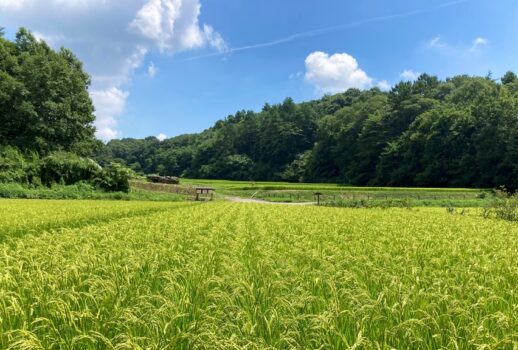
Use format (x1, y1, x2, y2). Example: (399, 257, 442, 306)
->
(130, 0, 226, 53)
(0, 0, 225, 140)
(203, 24, 228, 52)
(400, 69, 420, 81)
(90, 88, 129, 141)
(304, 51, 373, 94)
(157, 133, 167, 141)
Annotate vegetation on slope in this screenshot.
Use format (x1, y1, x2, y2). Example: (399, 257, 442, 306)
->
(100, 73, 518, 190)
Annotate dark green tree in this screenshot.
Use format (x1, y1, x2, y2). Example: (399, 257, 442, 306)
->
(0, 28, 97, 155)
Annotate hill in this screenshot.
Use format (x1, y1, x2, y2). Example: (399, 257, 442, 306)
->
(98, 73, 518, 190)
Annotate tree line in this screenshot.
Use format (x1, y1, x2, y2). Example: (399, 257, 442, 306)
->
(2, 27, 517, 190)
(99, 73, 518, 190)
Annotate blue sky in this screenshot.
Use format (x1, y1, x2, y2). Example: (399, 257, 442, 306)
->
(1, 0, 517, 140)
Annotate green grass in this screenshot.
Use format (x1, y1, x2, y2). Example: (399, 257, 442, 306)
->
(183, 178, 491, 207)
(0, 200, 516, 348)
(182, 178, 485, 192)
(0, 182, 187, 201)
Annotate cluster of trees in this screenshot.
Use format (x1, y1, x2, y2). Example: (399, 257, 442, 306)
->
(0, 28, 130, 191)
(99, 73, 518, 190)
(2, 28, 517, 191)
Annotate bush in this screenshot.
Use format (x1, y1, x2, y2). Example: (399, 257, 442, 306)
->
(482, 188, 518, 222)
(0, 146, 36, 184)
(95, 163, 133, 192)
(40, 152, 101, 186)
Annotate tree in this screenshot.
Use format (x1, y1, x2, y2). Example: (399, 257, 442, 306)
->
(98, 73, 518, 189)
(502, 71, 517, 85)
(0, 28, 97, 155)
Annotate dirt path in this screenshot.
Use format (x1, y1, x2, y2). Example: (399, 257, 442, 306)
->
(224, 196, 317, 206)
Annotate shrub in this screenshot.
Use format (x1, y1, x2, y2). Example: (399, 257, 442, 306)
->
(40, 152, 101, 186)
(0, 146, 32, 184)
(95, 163, 133, 192)
(482, 188, 518, 222)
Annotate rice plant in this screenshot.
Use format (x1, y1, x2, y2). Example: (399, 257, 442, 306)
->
(0, 201, 516, 349)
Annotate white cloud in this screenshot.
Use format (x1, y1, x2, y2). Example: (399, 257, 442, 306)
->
(471, 37, 489, 51)
(0, 0, 107, 12)
(0, 0, 224, 140)
(157, 133, 167, 141)
(377, 80, 391, 91)
(129, 0, 226, 53)
(429, 36, 446, 48)
(0, 0, 26, 10)
(32, 31, 65, 45)
(203, 24, 227, 52)
(148, 62, 158, 77)
(473, 37, 488, 46)
(400, 69, 420, 81)
(304, 51, 373, 94)
(428, 36, 490, 55)
(90, 88, 129, 141)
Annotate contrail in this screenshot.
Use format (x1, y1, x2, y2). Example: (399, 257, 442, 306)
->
(185, 0, 469, 61)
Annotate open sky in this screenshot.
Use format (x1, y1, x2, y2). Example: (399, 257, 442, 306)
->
(1, 0, 517, 141)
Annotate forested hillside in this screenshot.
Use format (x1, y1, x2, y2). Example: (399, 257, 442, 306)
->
(99, 73, 518, 189)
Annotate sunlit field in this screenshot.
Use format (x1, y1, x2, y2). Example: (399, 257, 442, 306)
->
(0, 200, 516, 349)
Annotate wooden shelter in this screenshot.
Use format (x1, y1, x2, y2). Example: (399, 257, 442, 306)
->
(195, 187, 215, 201)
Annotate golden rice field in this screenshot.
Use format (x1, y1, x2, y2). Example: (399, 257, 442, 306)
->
(0, 199, 516, 349)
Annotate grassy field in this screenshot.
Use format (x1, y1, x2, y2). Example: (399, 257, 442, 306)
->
(182, 178, 491, 207)
(0, 199, 516, 349)
(181, 178, 484, 192)
(0, 182, 187, 201)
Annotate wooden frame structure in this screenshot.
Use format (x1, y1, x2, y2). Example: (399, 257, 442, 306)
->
(195, 187, 215, 201)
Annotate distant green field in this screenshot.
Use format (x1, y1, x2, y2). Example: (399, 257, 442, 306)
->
(0, 200, 516, 349)
(182, 178, 491, 206)
(182, 178, 485, 192)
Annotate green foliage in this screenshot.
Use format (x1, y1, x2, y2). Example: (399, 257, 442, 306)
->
(0, 144, 134, 193)
(0, 145, 32, 183)
(100, 73, 518, 190)
(0, 182, 185, 201)
(40, 151, 101, 186)
(0, 28, 97, 155)
(482, 188, 518, 221)
(94, 162, 133, 192)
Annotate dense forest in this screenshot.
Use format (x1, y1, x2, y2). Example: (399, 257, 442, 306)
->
(99, 73, 518, 190)
(2, 28, 518, 190)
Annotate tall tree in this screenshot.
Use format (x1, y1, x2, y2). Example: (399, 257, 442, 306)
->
(0, 28, 97, 155)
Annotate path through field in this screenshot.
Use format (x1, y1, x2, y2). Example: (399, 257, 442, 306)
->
(224, 195, 317, 205)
